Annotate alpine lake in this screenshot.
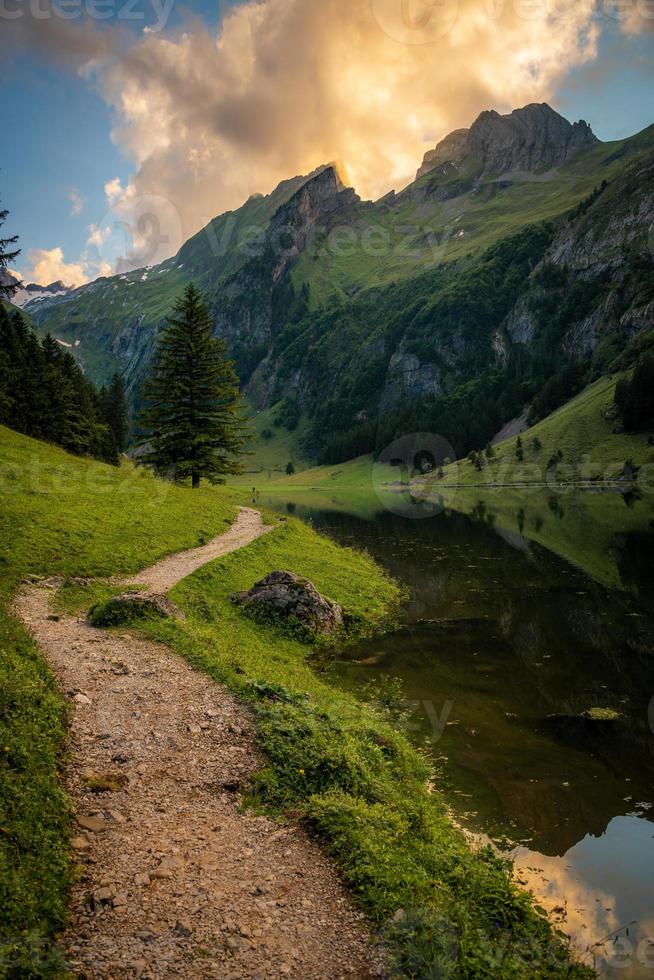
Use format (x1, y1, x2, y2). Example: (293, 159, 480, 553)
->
(256, 480, 654, 978)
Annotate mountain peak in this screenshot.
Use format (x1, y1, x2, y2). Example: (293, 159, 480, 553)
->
(273, 162, 358, 225)
(417, 103, 598, 180)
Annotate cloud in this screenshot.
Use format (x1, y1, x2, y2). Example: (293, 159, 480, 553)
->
(69, 190, 84, 216)
(20, 247, 88, 286)
(104, 177, 126, 205)
(614, 0, 654, 34)
(91, 0, 600, 256)
(0, 4, 126, 72)
(86, 223, 111, 248)
(9, 0, 621, 270)
(20, 246, 111, 286)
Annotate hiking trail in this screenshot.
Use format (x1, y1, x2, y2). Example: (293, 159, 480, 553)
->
(15, 508, 382, 979)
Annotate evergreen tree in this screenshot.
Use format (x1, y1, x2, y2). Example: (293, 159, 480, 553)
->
(139, 284, 248, 487)
(0, 199, 21, 299)
(0, 305, 116, 462)
(100, 373, 130, 453)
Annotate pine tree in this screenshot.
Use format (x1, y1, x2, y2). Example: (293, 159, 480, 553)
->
(100, 373, 129, 453)
(0, 306, 116, 462)
(139, 284, 248, 487)
(0, 199, 21, 299)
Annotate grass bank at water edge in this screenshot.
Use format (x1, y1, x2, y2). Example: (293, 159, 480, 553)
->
(1, 423, 592, 976)
(112, 519, 593, 978)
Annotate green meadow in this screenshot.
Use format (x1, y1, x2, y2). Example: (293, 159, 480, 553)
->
(0, 423, 593, 976)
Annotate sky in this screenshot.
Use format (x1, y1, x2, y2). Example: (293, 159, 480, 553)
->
(2, 0, 653, 285)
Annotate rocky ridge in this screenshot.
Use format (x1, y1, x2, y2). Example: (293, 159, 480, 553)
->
(416, 103, 598, 179)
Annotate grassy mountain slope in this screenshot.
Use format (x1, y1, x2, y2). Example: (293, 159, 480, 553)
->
(28, 120, 653, 379)
(229, 400, 311, 484)
(24, 167, 341, 390)
(290, 130, 653, 304)
(27, 112, 654, 471)
(431, 374, 654, 487)
(267, 369, 654, 492)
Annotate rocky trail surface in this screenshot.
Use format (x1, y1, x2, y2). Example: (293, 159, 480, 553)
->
(15, 508, 383, 979)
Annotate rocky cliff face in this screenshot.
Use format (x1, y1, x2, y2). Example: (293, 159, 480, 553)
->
(379, 352, 443, 413)
(209, 163, 359, 367)
(267, 163, 358, 281)
(417, 103, 598, 179)
(504, 152, 654, 357)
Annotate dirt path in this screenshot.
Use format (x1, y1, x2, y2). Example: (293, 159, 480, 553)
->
(126, 507, 273, 594)
(15, 509, 383, 979)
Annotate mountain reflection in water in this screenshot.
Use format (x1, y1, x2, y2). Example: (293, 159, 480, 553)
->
(260, 487, 654, 977)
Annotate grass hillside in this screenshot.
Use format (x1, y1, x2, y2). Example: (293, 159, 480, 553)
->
(429, 375, 654, 488)
(1, 424, 593, 976)
(230, 400, 311, 484)
(264, 373, 654, 493)
(0, 425, 237, 967)
(257, 453, 378, 490)
(68, 522, 591, 978)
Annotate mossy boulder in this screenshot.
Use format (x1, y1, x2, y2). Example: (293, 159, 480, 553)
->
(231, 571, 343, 640)
(88, 591, 185, 627)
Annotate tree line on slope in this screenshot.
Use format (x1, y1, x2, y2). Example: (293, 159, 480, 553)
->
(614, 354, 654, 432)
(1, 202, 247, 486)
(273, 213, 653, 465)
(0, 292, 247, 485)
(0, 304, 128, 463)
(0, 204, 129, 463)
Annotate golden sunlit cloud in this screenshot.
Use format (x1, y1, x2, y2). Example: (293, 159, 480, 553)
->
(19, 246, 111, 287)
(6, 0, 651, 274)
(94, 0, 601, 251)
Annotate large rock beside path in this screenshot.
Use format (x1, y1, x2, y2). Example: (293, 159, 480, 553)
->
(231, 571, 343, 639)
(88, 591, 186, 627)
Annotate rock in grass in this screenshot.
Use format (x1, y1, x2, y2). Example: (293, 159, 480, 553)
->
(88, 591, 185, 627)
(231, 571, 343, 639)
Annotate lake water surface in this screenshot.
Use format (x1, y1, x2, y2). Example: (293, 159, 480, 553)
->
(259, 486, 654, 977)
